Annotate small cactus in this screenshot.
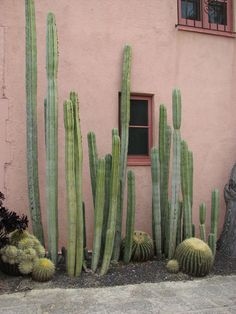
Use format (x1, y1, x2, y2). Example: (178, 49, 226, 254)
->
(32, 258, 55, 282)
(175, 238, 213, 277)
(166, 259, 179, 273)
(18, 260, 33, 275)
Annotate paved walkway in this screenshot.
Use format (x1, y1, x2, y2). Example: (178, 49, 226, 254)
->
(0, 275, 235, 313)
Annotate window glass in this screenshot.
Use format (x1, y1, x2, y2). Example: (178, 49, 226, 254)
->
(181, 0, 201, 20)
(128, 128, 148, 155)
(208, 1, 227, 25)
(130, 99, 148, 126)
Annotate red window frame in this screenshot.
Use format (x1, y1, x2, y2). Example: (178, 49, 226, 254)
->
(119, 93, 153, 166)
(177, 0, 234, 36)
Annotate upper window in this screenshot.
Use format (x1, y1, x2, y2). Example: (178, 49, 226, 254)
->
(177, 0, 233, 34)
(119, 94, 153, 166)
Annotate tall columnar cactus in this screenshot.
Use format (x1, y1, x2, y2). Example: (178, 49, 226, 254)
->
(199, 202, 207, 242)
(208, 189, 220, 256)
(123, 170, 135, 264)
(100, 134, 120, 275)
(87, 132, 98, 208)
(113, 45, 132, 261)
(159, 105, 171, 255)
(45, 12, 58, 264)
(181, 140, 192, 240)
(188, 151, 193, 208)
(168, 89, 181, 259)
(91, 159, 105, 272)
(70, 92, 84, 276)
(64, 100, 76, 276)
(25, 0, 44, 245)
(151, 147, 162, 258)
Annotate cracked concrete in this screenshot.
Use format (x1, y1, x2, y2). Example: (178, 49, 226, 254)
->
(0, 275, 235, 313)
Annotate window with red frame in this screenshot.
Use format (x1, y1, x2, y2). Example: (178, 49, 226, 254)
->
(119, 94, 153, 166)
(177, 0, 233, 33)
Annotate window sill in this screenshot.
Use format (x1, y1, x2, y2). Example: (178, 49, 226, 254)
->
(128, 157, 151, 166)
(176, 25, 236, 38)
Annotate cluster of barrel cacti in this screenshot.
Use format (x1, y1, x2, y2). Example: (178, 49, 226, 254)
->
(151, 89, 220, 264)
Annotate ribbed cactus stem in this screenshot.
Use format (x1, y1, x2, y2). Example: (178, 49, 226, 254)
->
(92, 158, 105, 272)
(181, 140, 192, 240)
(199, 202, 206, 242)
(123, 170, 135, 264)
(100, 134, 120, 275)
(210, 189, 220, 239)
(208, 233, 216, 257)
(151, 147, 162, 258)
(87, 132, 98, 208)
(188, 151, 193, 208)
(45, 12, 58, 264)
(172, 89, 181, 130)
(176, 201, 182, 246)
(168, 130, 181, 259)
(113, 45, 132, 261)
(25, 0, 44, 245)
(64, 100, 76, 276)
(70, 92, 84, 276)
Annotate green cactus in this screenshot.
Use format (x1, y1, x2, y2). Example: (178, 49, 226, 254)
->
(18, 260, 33, 275)
(188, 151, 193, 208)
(70, 92, 84, 277)
(25, 0, 44, 245)
(87, 132, 98, 208)
(175, 238, 214, 277)
(181, 140, 192, 240)
(208, 233, 216, 257)
(32, 258, 55, 282)
(45, 12, 59, 264)
(176, 201, 183, 246)
(210, 189, 220, 240)
(113, 45, 132, 261)
(199, 202, 206, 242)
(151, 147, 162, 258)
(100, 134, 120, 275)
(92, 158, 105, 272)
(166, 259, 179, 273)
(172, 89, 181, 130)
(122, 231, 154, 262)
(123, 170, 136, 264)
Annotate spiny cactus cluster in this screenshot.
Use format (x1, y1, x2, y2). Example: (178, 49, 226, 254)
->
(175, 237, 214, 277)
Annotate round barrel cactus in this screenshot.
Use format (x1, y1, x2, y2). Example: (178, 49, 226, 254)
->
(166, 259, 179, 273)
(175, 237, 214, 277)
(122, 231, 154, 262)
(32, 258, 55, 282)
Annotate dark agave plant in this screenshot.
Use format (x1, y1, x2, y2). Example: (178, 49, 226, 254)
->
(0, 192, 28, 248)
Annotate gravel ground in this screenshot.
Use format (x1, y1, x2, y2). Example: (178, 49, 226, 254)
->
(0, 252, 235, 295)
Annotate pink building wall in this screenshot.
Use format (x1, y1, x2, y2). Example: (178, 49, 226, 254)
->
(0, 0, 236, 249)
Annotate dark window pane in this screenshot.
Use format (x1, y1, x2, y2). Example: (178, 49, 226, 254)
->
(208, 1, 227, 25)
(128, 128, 148, 155)
(181, 0, 201, 20)
(130, 99, 148, 126)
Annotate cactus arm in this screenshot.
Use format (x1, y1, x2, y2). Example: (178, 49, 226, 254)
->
(176, 201, 182, 246)
(25, 0, 44, 245)
(70, 92, 84, 276)
(113, 45, 132, 261)
(87, 132, 98, 208)
(151, 147, 162, 259)
(188, 151, 193, 208)
(45, 12, 58, 264)
(208, 233, 216, 257)
(210, 189, 220, 239)
(91, 159, 105, 272)
(64, 100, 76, 276)
(123, 170, 136, 264)
(100, 134, 120, 275)
(199, 202, 206, 242)
(172, 89, 181, 130)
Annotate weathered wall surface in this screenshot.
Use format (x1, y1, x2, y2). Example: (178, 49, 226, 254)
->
(0, 0, 236, 249)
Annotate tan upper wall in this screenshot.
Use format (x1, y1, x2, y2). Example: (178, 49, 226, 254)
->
(0, 0, 236, 248)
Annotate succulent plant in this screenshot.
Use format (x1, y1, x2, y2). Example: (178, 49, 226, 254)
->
(32, 258, 55, 282)
(175, 238, 214, 277)
(166, 259, 179, 273)
(122, 231, 154, 262)
(9, 230, 30, 246)
(18, 260, 33, 275)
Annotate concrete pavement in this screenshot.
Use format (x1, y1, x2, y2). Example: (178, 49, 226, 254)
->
(0, 275, 235, 313)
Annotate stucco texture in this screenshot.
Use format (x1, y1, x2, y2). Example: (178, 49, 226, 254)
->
(0, 0, 236, 249)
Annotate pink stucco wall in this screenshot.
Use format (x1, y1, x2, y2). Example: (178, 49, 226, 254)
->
(0, 0, 236, 249)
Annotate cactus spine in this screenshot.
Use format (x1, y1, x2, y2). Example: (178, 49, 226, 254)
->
(25, 0, 44, 245)
(208, 189, 220, 256)
(70, 92, 84, 276)
(100, 134, 120, 275)
(87, 132, 98, 207)
(199, 202, 206, 242)
(113, 45, 132, 261)
(123, 170, 135, 264)
(151, 147, 162, 258)
(91, 159, 105, 272)
(45, 12, 58, 264)
(168, 89, 181, 259)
